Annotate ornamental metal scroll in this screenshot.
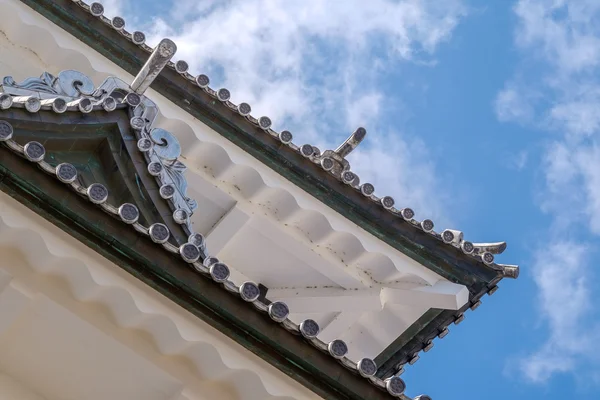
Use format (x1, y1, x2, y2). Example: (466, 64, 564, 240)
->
(2, 70, 95, 99)
(0, 41, 201, 249)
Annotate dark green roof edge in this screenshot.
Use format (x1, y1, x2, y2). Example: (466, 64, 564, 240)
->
(19, 0, 505, 378)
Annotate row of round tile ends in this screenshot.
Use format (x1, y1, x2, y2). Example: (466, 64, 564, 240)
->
(0, 118, 431, 398)
(66, 1, 508, 274)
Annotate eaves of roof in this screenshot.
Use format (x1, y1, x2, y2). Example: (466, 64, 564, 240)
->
(18, 0, 519, 379)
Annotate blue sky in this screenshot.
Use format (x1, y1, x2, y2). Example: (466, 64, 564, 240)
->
(101, 1, 600, 399)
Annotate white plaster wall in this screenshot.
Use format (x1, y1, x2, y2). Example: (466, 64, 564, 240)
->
(0, 374, 47, 400)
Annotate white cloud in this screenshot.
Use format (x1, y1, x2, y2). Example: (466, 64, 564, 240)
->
(549, 92, 600, 138)
(520, 242, 600, 383)
(499, 0, 600, 384)
(99, 0, 124, 18)
(511, 150, 529, 170)
(514, 0, 600, 74)
(495, 85, 535, 123)
(575, 144, 600, 234)
(113, 0, 467, 221)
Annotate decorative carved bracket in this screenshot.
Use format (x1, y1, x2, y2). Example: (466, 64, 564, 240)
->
(0, 42, 203, 254)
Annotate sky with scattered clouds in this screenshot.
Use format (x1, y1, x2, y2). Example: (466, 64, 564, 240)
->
(101, 0, 600, 398)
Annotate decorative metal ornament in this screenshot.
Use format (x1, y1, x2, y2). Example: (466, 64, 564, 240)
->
(149, 223, 170, 244)
(335, 127, 366, 159)
(239, 282, 260, 302)
(175, 60, 189, 74)
(321, 157, 335, 171)
(188, 233, 205, 248)
(203, 256, 219, 267)
(173, 209, 188, 224)
(279, 130, 293, 144)
(258, 116, 272, 130)
(196, 74, 210, 88)
(58, 70, 95, 96)
(342, 171, 356, 184)
(237, 102, 251, 116)
(268, 301, 289, 323)
(400, 208, 414, 220)
(111, 16, 125, 30)
(52, 98, 67, 113)
(132, 31, 146, 45)
(300, 144, 314, 157)
(461, 241, 474, 254)
(150, 128, 181, 161)
(217, 88, 231, 102)
(23, 141, 45, 162)
(25, 97, 41, 113)
(147, 162, 163, 176)
(137, 138, 153, 152)
(124, 92, 141, 107)
(130, 117, 146, 130)
(357, 358, 378, 378)
(386, 376, 406, 396)
(328, 339, 348, 359)
(500, 264, 520, 279)
(360, 183, 375, 196)
(159, 184, 176, 199)
(130, 38, 176, 95)
(102, 96, 117, 112)
(481, 252, 494, 265)
(421, 219, 434, 232)
(210, 262, 230, 282)
(87, 183, 109, 204)
(442, 230, 454, 243)
(76, 98, 93, 113)
(89, 2, 104, 16)
(55, 163, 78, 183)
(0, 94, 12, 109)
(118, 203, 140, 224)
(381, 196, 395, 209)
(0, 120, 14, 141)
(3, 70, 94, 98)
(179, 243, 201, 263)
(299, 319, 320, 339)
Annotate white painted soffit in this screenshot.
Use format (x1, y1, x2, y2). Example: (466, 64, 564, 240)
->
(0, 191, 317, 400)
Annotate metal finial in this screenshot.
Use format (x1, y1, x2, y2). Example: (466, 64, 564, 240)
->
(334, 127, 366, 159)
(130, 39, 177, 95)
(472, 241, 507, 255)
